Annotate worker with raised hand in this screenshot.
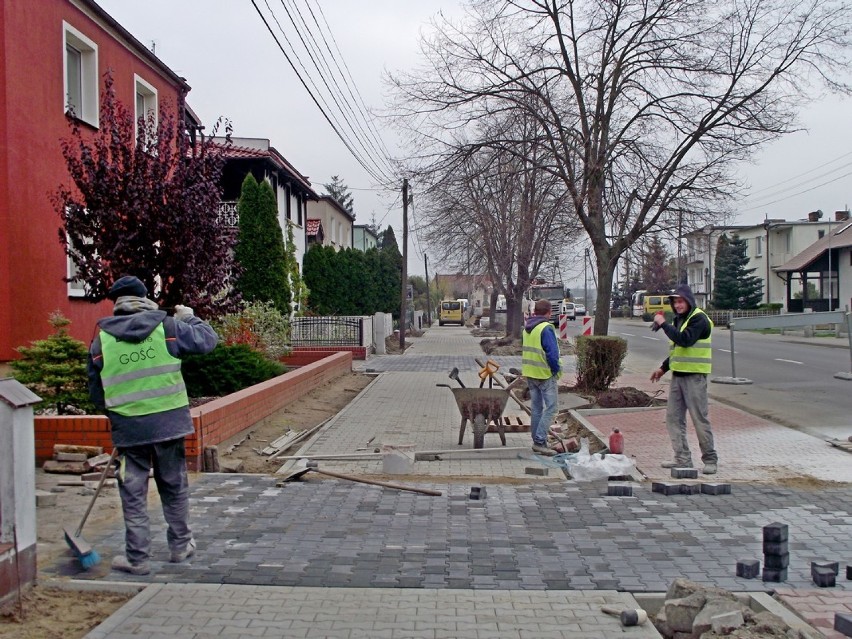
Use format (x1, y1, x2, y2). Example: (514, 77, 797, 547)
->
(87, 275, 218, 575)
(522, 298, 561, 456)
(649, 284, 719, 474)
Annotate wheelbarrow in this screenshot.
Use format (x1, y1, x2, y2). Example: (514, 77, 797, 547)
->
(439, 386, 510, 449)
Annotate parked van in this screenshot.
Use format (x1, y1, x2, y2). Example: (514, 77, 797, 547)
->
(439, 300, 464, 326)
(642, 293, 669, 321)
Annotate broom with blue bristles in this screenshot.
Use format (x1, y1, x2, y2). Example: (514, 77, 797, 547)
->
(64, 447, 118, 570)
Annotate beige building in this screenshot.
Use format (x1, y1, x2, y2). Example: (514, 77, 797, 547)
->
(307, 196, 354, 250)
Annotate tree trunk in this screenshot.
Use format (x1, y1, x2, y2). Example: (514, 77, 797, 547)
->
(593, 248, 617, 335)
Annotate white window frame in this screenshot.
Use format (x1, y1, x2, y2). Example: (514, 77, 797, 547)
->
(66, 233, 93, 298)
(755, 236, 763, 257)
(134, 74, 158, 144)
(63, 22, 99, 127)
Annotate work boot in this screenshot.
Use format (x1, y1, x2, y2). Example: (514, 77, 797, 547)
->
(170, 538, 196, 563)
(660, 460, 692, 468)
(111, 555, 151, 575)
(532, 444, 556, 457)
(702, 463, 718, 475)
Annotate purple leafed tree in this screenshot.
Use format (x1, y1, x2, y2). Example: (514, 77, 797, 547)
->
(53, 71, 238, 317)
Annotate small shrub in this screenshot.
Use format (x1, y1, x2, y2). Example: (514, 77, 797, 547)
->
(11, 312, 93, 414)
(181, 344, 286, 397)
(574, 335, 627, 392)
(213, 300, 292, 360)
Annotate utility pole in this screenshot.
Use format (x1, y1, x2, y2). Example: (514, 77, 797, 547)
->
(399, 178, 409, 351)
(584, 248, 589, 306)
(424, 253, 431, 325)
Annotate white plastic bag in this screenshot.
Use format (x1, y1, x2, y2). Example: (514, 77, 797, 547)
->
(564, 442, 635, 482)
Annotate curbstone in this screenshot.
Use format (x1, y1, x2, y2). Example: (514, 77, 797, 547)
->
(763, 553, 789, 569)
(700, 483, 731, 495)
(763, 522, 788, 542)
(763, 540, 788, 555)
(811, 560, 839, 576)
(762, 567, 787, 582)
(835, 613, 852, 637)
(736, 560, 760, 579)
(812, 566, 836, 588)
(469, 486, 487, 500)
(606, 483, 633, 497)
(524, 467, 549, 476)
(671, 467, 698, 479)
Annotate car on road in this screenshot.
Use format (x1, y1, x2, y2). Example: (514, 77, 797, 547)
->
(574, 303, 586, 316)
(561, 302, 576, 321)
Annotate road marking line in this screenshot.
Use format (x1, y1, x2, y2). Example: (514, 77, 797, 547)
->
(775, 358, 803, 365)
(718, 348, 736, 353)
(620, 332, 635, 337)
(641, 336, 660, 340)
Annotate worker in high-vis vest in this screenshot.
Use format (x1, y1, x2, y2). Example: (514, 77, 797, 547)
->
(650, 284, 718, 475)
(522, 298, 562, 457)
(88, 275, 218, 576)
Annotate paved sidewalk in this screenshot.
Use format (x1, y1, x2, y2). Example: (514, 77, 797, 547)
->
(70, 325, 851, 638)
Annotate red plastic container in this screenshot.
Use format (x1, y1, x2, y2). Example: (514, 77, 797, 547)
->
(609, 428, 624, 454)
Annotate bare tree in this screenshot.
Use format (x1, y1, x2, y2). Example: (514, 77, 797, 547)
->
(413, 115, 580, 337)
(389, 0, 852, 333)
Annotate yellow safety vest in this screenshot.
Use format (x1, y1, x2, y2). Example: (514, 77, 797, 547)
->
(522, 322, 558, 379)
(100, 323, 189, 416)
(669, 308, 713, 374)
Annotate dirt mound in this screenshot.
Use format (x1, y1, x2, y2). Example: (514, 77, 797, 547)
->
(592, 386, 666, 408)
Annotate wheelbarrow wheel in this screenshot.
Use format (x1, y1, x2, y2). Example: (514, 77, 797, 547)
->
(472, 413, 486, 449)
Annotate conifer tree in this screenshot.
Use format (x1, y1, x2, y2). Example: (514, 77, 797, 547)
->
(323, 175, 355, 215)
(11, 312, 92, 414)
(642, 237, 675, 292)
(234, 175, 291, 313)
(712, 234, 763, 309)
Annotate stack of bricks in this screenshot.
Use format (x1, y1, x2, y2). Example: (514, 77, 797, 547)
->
(762, 522, 789, 582)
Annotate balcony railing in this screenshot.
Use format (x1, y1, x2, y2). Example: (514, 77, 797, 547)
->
(217, 201, 238, 228)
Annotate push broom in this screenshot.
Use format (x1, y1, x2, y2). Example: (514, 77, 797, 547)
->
(64, 447, 118, 569)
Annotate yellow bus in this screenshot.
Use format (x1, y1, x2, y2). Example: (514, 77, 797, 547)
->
(439, 300, 464, 326)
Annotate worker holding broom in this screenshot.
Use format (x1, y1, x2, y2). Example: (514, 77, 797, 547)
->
(87, 275, 218, 575)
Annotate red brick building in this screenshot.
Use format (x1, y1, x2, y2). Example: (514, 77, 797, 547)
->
(0, 0, 198, 360)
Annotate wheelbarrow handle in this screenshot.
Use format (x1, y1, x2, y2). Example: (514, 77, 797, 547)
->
(436, 383, 452, 388)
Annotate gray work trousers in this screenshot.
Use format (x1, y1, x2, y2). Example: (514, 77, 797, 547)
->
(666, 374, 718, 466)
(116, 438, 192, 564)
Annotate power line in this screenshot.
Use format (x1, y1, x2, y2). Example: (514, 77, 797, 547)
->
(250, 0, 396, 187)
(277, 0, 397, 180)
(746, 150, 852, 197)
(743, 160, 852, 207)
(739, 169, 852, 213)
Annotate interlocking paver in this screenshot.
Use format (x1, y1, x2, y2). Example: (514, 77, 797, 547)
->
(76, 325, 850, 638)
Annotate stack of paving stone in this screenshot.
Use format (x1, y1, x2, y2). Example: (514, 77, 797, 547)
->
(762, 522, 788, 582)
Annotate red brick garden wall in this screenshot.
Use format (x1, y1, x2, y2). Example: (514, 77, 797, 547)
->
(34, 351, 353, 471)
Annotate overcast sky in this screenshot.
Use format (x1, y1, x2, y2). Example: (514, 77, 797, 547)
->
(98, 0, 852, 282)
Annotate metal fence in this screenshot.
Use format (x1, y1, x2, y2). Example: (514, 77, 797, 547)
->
(706, 308, 780, 327)
(291, 316, 364, 347)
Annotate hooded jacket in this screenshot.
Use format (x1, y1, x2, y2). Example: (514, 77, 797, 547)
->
(657, 284, 712, 376)
(523, 315, 561, 377)
(88, 308, 218, 447)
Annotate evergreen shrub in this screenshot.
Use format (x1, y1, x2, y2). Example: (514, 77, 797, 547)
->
(181, 344, 286, 397)
(11, 312, 93, 414)
(574, 335, 627, 392)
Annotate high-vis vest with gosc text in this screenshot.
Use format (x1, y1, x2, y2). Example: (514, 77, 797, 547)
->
(522, 322, 557, 379)
(669, 308, 713, 374)
(100, 323, 189, 416)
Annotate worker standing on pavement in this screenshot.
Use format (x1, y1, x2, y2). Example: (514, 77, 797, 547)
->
(522, 298, 561, 456)
(87, 275, 218, 575)
(649, 284, 719, 474)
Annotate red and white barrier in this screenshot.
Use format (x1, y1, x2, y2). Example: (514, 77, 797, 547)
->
(559, 314, 569, 339)
(582, 315, 593, 336)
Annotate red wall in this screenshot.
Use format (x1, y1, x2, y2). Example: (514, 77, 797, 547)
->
(0, 0, 187, 360)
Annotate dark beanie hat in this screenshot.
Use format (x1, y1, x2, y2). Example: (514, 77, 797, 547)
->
(107, 275, 148, 301)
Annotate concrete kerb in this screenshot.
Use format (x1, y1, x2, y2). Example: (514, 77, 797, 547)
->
(632, 591, 823, 639)
(77, 583, 162, 639)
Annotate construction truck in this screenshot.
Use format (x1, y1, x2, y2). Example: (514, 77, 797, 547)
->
(525, 282, 573, 325)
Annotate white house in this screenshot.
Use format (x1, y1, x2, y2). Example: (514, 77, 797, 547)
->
(307, 196, 354, 250)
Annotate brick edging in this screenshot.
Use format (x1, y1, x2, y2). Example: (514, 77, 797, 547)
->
(34, 351, 353, 470)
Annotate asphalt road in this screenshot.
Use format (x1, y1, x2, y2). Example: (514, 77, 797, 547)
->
(565, 316, 852, 442)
